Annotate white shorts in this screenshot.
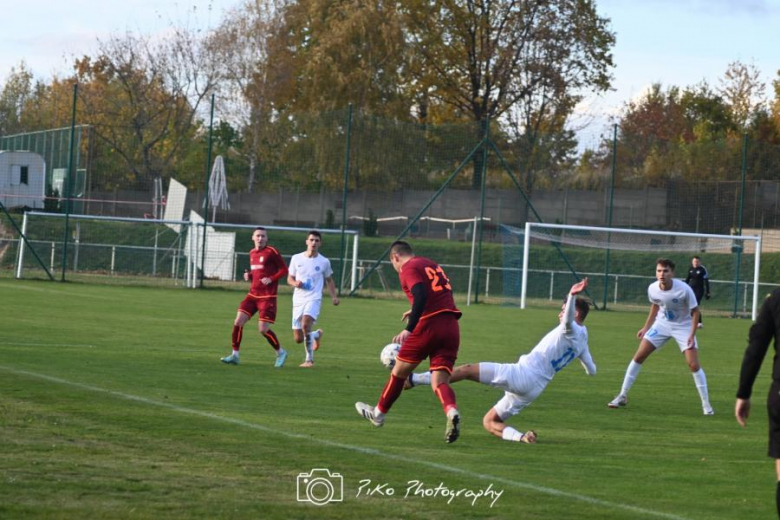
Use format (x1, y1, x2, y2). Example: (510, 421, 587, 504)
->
(292, 299, 322, 330)
(479, 362, 547, 421)
(643, 320, 698, 352)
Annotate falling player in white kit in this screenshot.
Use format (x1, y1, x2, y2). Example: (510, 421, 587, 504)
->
(608, 258, 714, 415)
(405, 278, 595, 444)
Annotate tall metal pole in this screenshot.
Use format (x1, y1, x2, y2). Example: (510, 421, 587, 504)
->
(200, 93, 215, 288)
(60, 83, 78, 282)
(603, 124, 617, 310)
(338, 104, 353, 295)
(733, 132, 748, 317)
(473, 115, 490, 304)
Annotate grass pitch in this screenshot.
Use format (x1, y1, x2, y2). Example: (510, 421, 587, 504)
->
(0, 279, 773, 519)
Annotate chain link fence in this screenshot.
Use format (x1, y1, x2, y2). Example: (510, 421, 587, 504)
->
(2, 95, 780, 309)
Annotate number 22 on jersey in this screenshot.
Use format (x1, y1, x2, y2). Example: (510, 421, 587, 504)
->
(425, 266, 452, 292)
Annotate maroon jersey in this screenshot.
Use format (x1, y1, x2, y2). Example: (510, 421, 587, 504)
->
(248, 246, 287, 299)
(398, 256, 461, 321)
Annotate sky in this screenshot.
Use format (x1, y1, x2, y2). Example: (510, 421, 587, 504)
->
(1, 0, 779, 143)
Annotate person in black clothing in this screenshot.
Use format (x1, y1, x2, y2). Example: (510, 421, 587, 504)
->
(685, 256, 710, 328)
(736, 288, 780, 517)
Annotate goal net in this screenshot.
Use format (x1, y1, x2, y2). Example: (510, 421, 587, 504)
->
(501, 223, 762, 319)
(12, 211, 359, 291)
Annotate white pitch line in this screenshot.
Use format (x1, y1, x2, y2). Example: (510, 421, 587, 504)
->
(0, 342, 97, 349)
(0, 282, 116, 300)
(0, 365, 689, 520)
(0, 343, 207, 353)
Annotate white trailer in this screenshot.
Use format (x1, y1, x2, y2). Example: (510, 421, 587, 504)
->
(0, 151, 46, 209)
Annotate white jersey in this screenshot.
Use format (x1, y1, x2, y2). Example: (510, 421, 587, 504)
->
(518, 294, 596, 383)
(648, 279, 698, 326)
(289, 252, 333, 305)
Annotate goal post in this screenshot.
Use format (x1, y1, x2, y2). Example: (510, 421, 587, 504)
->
(513, 222, 762, 319)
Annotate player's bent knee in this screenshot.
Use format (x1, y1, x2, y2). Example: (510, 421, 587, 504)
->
(482, 409, 502, 431)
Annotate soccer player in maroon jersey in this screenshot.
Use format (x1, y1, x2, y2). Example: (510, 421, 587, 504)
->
(355, 240, 462, 443)
(221, 227, 289, 367)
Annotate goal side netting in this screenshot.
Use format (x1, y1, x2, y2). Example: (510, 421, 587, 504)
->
(11, 212, 359, 291)
(500, 223, 762, 319)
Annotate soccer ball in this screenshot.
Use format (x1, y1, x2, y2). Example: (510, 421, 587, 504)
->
(380, 343, 401, 369)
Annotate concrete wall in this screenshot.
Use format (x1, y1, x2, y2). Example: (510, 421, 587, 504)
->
(83, 186, 670, 238)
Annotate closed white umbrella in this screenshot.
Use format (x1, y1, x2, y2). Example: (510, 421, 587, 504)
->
(207, 155, 230, 222)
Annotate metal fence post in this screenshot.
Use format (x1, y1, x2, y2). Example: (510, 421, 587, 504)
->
(200, 93, 215, 288)
(338, 104, 353, 296)
(60, 83, 78, 282)
(473, 115, 491, 304)
(603, 124, 617, 310)
(733, 133, 748, 317)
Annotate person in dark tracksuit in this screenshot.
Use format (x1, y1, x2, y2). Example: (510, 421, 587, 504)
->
(736, 288, 780, 518)
(685, 256, 710, 328)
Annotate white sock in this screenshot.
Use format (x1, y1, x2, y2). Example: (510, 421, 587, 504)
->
(620, 360, 642, 396)
(303, 336, 313, 361)
(502, 427, 524, 442)
(692, 368, 709, 404)
(413, 371, 432, 385)
(309, 330, 320, 341)
(232, 350, 240, 358)
(277, 347, 286, 357)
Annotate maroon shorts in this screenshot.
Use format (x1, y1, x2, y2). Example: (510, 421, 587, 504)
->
(238, 296, 277, 323)
(396, 313, 460, 373)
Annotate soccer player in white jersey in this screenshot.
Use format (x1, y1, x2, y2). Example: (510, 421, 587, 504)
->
(608, 258, 714, 415)
(287, 230, 340, 367)
(406, 278, 595, 444)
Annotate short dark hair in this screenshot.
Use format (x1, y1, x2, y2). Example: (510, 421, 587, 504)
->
(390, 240, 413, 256)
(691, 255, 700, 260)
(656, 258, 675, 271)
(575, 298, 590, 321)
(308, 230, 322, 239)
(254, 226, 266, 232)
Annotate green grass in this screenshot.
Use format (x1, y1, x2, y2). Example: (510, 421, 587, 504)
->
(0, 279, 774, 519)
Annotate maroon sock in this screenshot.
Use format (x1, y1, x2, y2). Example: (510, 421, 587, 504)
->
(262, 329, 280, 350)
(231, 325, 243, 351)
(434, 383, 457, 415)
(377, 374, 406, 414)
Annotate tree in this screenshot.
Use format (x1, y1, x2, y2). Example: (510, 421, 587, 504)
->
(247, 0, 614, 189)
(266, 0, 409, 117)
(719, 60, 766, 131)
(771, 69, 780, 132)
(0, 62, 34, 135)
(73, 25, 220, 190)
(505, 80, 579, 195)
(401, 0, 615, 187)
(208, 0, 292, 193)
(599, 83, 742, 186)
